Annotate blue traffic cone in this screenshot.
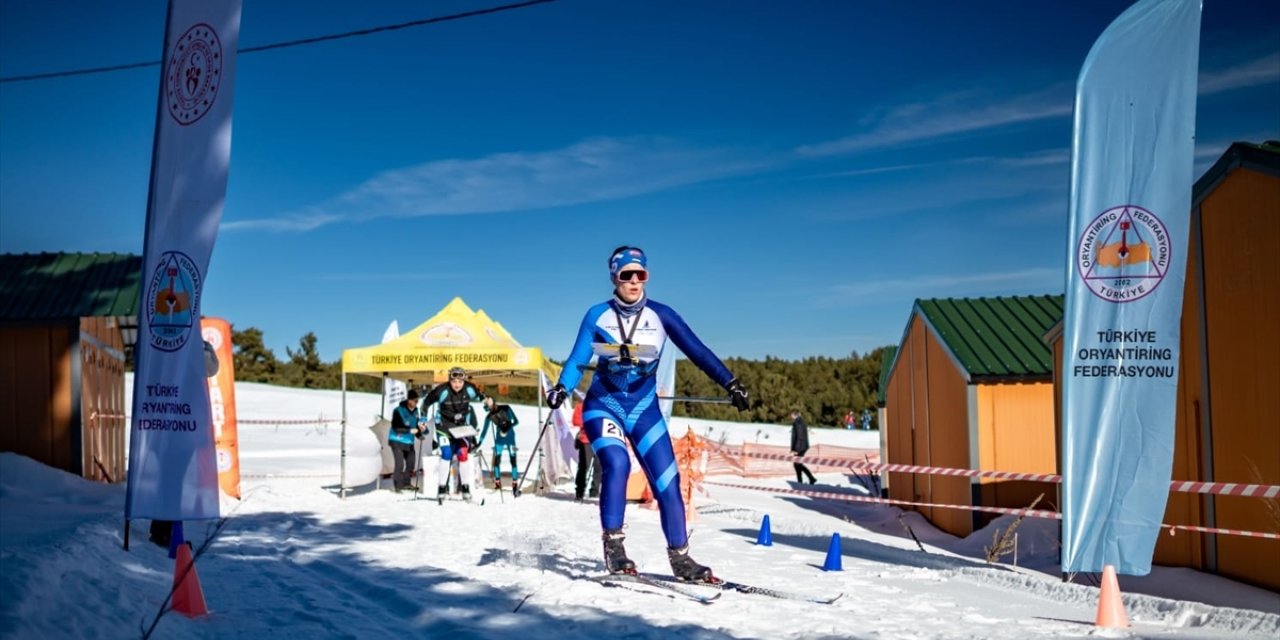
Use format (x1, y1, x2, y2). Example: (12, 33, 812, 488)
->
(756, 515, 773, 546)
(167, 521, 185, 560)
(822, 532, 843, 571)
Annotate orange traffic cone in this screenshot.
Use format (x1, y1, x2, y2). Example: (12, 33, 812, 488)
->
(171, 543, 208, 618)
(1095, 564, 1129, 628)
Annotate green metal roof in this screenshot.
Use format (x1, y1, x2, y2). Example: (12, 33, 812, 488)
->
(0, 252, 142, 320)
(915, 295, 1064, 381)
(876, 346, 897, 406)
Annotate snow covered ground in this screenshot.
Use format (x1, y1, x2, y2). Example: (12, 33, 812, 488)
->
(1, 379, 1277, 639)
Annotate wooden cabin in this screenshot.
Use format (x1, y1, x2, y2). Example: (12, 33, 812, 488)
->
(883, 295, 1063, 537)
(875, 345, 897, 493)
(0, 252, 140, 482)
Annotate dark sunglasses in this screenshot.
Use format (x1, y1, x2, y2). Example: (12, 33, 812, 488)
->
(616, 270, 649, 283)
(449, 372, 466, 380)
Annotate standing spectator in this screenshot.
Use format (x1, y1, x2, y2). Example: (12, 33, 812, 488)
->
(862, 408, 873, 431)
(479, 397, 522, 497)
(572, 401, 602, 502)
(843, 410, 856, 430)
(389, 390, 424, 492)
(790, 410, 816, 484)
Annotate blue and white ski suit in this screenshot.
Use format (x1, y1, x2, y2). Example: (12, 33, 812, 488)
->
(557, 297, 734, 548)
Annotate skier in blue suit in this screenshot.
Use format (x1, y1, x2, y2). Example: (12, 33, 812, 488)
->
(546, 246, 750, 581)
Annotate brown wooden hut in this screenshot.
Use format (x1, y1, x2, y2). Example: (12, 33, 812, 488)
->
(0, 252, 140, 482)
(883, 295, 1063, 537)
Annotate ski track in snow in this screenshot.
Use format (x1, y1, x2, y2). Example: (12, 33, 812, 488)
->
(1, 380, 1277, 639)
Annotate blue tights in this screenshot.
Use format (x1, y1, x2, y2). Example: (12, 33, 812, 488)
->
(582, 394, 687, 548)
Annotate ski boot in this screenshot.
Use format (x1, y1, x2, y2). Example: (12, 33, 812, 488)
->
(667, 545, 714, 583)
(511, 482, 522, 498)
(602, 529, 637, 575)
(436, 485, 447, 506)
(460, 485, 472, 503)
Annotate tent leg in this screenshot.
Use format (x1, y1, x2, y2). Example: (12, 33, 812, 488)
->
(516, 414, 554, 498)
(379, 373, 388, 420)
(341, 372, 348, 500)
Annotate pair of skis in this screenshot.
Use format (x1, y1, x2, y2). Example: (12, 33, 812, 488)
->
(590, 571, 842, 605)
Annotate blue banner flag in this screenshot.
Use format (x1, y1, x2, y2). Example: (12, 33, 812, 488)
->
(1061, 0, 1200, 575)
(126, 0, 242, 521)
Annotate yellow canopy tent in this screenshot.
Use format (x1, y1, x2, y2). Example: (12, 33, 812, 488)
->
(338, 297, 562, 496)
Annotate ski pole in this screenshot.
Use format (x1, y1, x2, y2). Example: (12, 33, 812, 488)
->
(478, 448, 504, 504)
(657, 396, 732, 404)
(515, 413, 555, 498)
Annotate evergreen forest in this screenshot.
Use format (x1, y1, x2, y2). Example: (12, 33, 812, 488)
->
(225, 325, 893, 428)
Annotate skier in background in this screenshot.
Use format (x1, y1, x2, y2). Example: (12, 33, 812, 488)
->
(479, 397, 521, 497)
(422, 367, 486, 503)
(546, 246, 750, 581)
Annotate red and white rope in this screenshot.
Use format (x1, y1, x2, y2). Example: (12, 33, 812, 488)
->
(1167, 481, 1280, 499)
(241, 472, 339, 479)
(705, 480, 1061, 518)
(706, 442, 1280, 498)
(1165, 524, 1280, 540)
(238, 417, 341, 425)
(704, 480, 1280, 540)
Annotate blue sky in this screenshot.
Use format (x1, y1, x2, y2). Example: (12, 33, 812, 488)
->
(2, 1, 1277, 363)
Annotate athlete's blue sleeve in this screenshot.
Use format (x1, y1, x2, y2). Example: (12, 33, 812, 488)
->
(423, 383, 447, 423)
(478, 415, 491, 445)
(650, 300, 735, 388)
(557, 304, 607, 391)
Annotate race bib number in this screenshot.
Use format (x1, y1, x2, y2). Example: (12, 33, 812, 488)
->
(598, 419, 624, 442)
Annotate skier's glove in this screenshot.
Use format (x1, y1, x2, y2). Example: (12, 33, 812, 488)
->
(546, 384, 568, 410)
(725, 378, 750, 412)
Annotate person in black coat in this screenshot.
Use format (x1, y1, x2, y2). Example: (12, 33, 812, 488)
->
(790, 410, 817, 484)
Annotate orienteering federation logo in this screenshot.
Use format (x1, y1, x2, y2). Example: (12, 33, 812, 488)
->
(420, 323, 473, 346)
(1077, 205, 1171, 303)
(165, 23, 223, 125)
(145, 251, 202, 352)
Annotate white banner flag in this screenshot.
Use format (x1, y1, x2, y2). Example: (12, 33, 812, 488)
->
(539, 371, 577, 483)
(1061, 0, 1200, 575)
(126, 0, 243, 521)
(381, 320, 407, 417)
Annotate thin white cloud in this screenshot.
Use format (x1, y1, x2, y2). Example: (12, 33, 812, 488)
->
(799, 148, 1068, 184)
(1199, 52, 1280, 96)
(222, 213, 343, 232)
(798, 49, 1280, 160)
(796, 85, 1074, 158)
(314, 272, 503, 282)
(1002, 148, 1069, 168)
(224, 136, 773, 232)
(823, 268, 1062, 304)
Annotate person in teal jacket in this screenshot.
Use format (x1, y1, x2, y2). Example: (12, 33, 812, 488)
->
(479, 399, 521, 496)
(389, 390, 424, 492)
